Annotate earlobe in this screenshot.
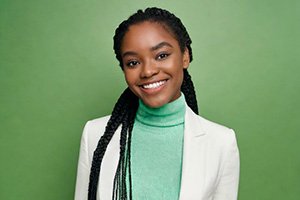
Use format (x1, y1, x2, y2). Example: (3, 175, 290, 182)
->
(183, 48, 190, 69)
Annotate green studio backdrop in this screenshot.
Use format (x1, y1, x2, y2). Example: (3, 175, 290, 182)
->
(0, 0, 299, 199)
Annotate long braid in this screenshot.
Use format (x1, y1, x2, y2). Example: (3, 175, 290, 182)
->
(112, 90, 138, 200)
(127, 101, 137, 199)
(112, 114, 129, 200)
(181, 69, 199, 115)
(88, 88, 138, 200)
(88, 7, 199, 200)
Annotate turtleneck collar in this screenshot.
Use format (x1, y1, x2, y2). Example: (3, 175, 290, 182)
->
(135, 93, 186, 127)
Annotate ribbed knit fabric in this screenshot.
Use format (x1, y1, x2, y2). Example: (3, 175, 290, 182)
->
(128, 94, 186, 199)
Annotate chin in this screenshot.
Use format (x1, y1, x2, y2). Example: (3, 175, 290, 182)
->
(142, 97, 170, 108)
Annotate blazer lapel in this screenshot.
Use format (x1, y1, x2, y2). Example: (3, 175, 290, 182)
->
(179, 105, 207, 200)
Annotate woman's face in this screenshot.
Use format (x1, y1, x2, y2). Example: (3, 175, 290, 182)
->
(121, 21, 190, 108)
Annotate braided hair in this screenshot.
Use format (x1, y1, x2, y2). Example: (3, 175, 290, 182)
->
(88, 7, 198, 200)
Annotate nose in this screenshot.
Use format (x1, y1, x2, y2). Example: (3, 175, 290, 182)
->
(140, 60, 159, 78)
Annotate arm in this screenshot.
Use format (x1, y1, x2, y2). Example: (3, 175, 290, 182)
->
(213, 129, 240, 200)
(74, 121, 90, 200)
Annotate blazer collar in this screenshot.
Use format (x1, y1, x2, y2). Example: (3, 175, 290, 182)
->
(184, 103, 206, 137)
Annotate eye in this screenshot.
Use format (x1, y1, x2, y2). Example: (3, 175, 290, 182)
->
(156, 52, 170, 60)
(125, 60, 140, 68)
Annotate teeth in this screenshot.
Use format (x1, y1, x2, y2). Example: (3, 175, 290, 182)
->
(143, 80, 166, 89)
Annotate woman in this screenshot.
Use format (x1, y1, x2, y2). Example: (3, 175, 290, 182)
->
(75, 7, 239, 200)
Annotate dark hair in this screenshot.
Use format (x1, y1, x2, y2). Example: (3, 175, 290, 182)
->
(113, 7, 193, 68)
(88, 7, 198, 200)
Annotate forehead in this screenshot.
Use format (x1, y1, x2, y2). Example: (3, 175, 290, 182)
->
(121, 21, 179, 52)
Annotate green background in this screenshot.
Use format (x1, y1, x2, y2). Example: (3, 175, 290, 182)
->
(1, 0, 299, 199)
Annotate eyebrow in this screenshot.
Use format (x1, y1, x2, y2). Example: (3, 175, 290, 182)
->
(150, 41, 173, 51)
(122, 41, 173, 58)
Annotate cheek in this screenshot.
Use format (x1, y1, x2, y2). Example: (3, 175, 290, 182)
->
(123, 71, 131, 84)
(164, 55, 185, 71)
(177, 71, 184, 85)
(124, 70, 136, 86)
(173, 69, 184, 87)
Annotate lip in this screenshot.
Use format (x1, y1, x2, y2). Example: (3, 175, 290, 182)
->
(139, 79, 168, 95)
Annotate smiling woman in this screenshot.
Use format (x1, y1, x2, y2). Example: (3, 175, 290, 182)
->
(74, 7, 239, 200)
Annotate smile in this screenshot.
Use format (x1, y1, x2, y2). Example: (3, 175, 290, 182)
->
(141, 80, 166, 89)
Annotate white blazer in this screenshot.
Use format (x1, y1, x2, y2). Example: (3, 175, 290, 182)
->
(75, 104, 240, 200)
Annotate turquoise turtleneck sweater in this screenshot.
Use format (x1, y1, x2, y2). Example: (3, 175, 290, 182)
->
(129, 94, 186, 199)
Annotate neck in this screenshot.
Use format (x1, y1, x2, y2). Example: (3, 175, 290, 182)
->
(136, 94, 186, 127)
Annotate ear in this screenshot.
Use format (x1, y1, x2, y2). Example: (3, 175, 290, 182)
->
(182, 48, 190, 69)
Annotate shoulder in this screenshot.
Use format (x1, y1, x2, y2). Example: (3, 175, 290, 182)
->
(82, 115, 111, 140)
(185, 106, 237, 149)
(87, 115, 111, 126)
(200, 115, 237, 155)
(194, 114, 239, 164)
(80, 115, 112, 158)
(199, 115, 236, 140)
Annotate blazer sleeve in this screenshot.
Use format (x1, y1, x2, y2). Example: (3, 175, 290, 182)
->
(213, 129, 240, 200)
(74, 121, 91, 200)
